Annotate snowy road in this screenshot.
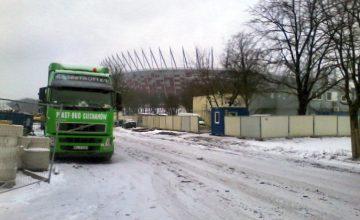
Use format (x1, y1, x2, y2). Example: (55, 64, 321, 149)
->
(0, 128, 360, 220)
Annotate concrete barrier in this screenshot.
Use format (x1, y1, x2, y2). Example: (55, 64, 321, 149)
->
(225, 117, 241, 137)
(240, 117, 261, 138)
(22, 148, 50, 171)
(165, 116, 173, 130)
(19, 136, 50, 149)
(338, 116, 350, 136)
(0, 124, 23, 186)
(314, 116, 337, 136)
(289, 116, 314, 137)
(181, 116, 191, 132)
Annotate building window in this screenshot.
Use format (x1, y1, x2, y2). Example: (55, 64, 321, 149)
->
(341, 95, 347, 102)
(313, 92, 322, 100)
(326, 92, 332, 101)
(214, 112, 220, 124)
(326, 92, 338, 101)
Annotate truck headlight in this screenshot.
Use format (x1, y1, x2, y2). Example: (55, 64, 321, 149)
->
(104, 138, 111, 147)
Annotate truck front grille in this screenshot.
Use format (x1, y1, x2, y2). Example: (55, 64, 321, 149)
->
(61, 146, 99, 151)
(59, 137, 102, 144)
(59, 123, 106, 133)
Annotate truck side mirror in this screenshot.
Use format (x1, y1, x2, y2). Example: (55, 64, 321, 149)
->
(115, 93, 122, 111)
(38, 87, 47, 103)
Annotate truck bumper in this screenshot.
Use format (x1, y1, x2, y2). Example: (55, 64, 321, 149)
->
(49, 134, 114, 159)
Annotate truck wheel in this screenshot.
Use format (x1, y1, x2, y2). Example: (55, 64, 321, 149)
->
(101, 154, 112, 162)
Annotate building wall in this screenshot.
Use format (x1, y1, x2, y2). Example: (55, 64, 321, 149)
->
(193, 95, 244, 125)
(193, 89, 349, 121)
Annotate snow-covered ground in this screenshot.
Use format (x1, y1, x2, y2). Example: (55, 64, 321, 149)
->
(143, 130, 358, 171)
(0, 128, 359, 220)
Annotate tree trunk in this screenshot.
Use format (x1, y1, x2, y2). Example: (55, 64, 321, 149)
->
(349, 107, 360, 159)
(297, 100, 308, 115)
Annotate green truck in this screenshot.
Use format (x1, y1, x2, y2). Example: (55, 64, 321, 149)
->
(38, 63, 121, 160)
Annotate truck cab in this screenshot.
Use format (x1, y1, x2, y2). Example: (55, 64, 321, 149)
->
(39, 63, 121, 160)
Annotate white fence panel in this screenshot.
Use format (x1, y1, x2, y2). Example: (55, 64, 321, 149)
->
(173, 116, 182, 131)
(181, 116, 191, 132)
(159, 117, 166, 129)
(225, 117, 241, 137)
(338, 116, 350, 136)
(261, 116, 289, 138)
(289, 116, 314, 137)
(148, 116, 154, 128)
(314, 116, 337, 136)
(154, 117, 160, 129)
(240, 117, 261, 138)
(165, 116, 173, 130)
(190, 116, 199, 133)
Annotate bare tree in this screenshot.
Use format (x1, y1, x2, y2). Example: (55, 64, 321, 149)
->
(251, 0, 339, 115)
(164, 94, 179, 115)
(101, 57, 124, 94)
(178, 80, 202, 112)
(223, 32, 268, 108)
(322, 0, 360, 159)
(193, 49, 228, 108)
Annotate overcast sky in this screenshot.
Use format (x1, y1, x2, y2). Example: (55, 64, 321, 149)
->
(0, 0, 254, 99)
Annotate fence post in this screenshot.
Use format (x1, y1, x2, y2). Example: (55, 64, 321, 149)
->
(313, 115, 315, 136)
(239, 117, 242, 137)
(47, 104, 62, 183)
(336, 115, 339, 136)
(288, 115, 290, 137)
(259, 116, 262, 139)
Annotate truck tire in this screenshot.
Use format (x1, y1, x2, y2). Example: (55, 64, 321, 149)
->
(100, 154, 112, 162)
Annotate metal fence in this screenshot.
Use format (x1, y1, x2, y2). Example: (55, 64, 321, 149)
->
(0, 98, 62, 194)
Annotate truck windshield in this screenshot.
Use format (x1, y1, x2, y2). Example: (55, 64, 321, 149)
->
(50, 88, 112, 108)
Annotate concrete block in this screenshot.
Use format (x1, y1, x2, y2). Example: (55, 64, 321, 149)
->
(0, 124, 23, 137)
(19, 136, 50, 149)
(22, 148, 50, 171)
(0, 137, 18, 183)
